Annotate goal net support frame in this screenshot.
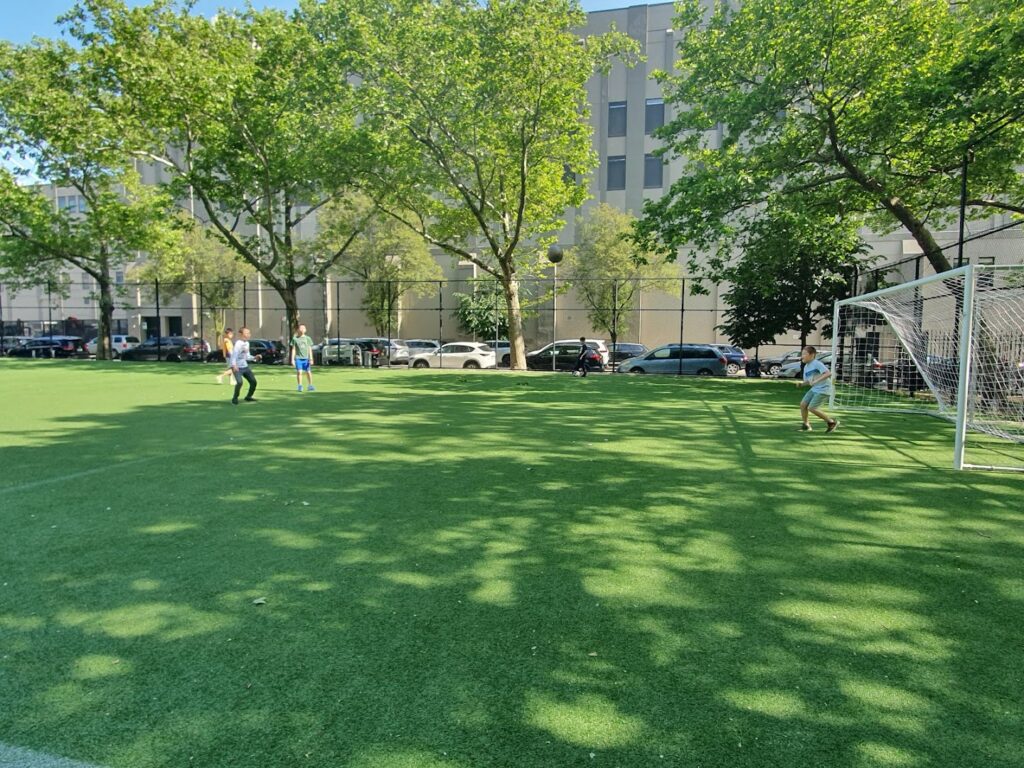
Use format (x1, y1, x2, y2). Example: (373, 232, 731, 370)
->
(831, 264, 1024, 473)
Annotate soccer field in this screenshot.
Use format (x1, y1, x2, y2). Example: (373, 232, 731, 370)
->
(1, 361, 1022, 768)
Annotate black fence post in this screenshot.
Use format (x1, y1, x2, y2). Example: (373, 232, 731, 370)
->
(0, 283, 5, 352)
(242, 276, 248, 327)
(47, 280, 53, 345)
(155, 278, 161, 358)
(386, 279, 393, 365)
(335, 279, 340, 341)
(611, 279, 618, 372)
(198, 282, 205, 361)
(678, 278, 686, 376)
(438, 281, 444, 365)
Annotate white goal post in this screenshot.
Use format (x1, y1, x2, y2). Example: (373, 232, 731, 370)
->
(830, 264, 1024, 472)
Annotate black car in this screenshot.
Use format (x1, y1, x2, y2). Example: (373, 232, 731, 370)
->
(120, 336, 201, 362)
(710, 344, 749, 376)
(249, 339, 286, 365)
(525, 342, 603, 372)
(608, 342, 647, 364)
(7, 336, 89, 358)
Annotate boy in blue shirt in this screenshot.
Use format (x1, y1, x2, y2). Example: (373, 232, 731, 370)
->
(796, 345, 839, 433)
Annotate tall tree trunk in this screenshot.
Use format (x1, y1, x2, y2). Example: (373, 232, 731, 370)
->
(502, 272, 527, 370)
(281, 283, 301, 340)
(96, 274, 115, 361)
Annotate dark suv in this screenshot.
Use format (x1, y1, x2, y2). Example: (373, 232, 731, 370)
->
(120, 336, 200, 362)
(7, 336, 88, 358)
(249, 339, 286, 365)
(710, 344, 749, 376)
(525, 342, 604, 372)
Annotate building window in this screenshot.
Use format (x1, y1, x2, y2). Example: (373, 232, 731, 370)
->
(607, 156, 626, 191)
(81, 273, 91, 289)
(115, 271, 125, 285)
(644, 154, 664, 189)
(608, 101, 627, 138)
(645, 98, 665, 134)
(57, 195, 88, 213)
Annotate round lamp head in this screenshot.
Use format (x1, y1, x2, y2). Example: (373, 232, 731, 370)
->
(547, 244, 564, 264)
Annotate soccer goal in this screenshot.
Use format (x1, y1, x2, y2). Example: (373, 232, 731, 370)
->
(831, 264, 1024, 472)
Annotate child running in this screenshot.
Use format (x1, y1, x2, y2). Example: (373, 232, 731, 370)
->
(215, 328, 234, 384)
(795, 345, 839, 432)
(290, 323, 315, 392)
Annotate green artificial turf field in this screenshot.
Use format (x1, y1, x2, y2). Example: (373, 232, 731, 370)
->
(1, 361, 1022, 768)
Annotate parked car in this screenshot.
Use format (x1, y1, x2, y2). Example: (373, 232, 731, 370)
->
(357, 337, 409, 365)
(317, 338, 362, 366)
(120, 336, 201, 362)
(7, 336, 89, 358)
(86, 334, 141, 358)
(405, 339, 441, 358)
(247, 339, 285, 365)
(1, 336, 33, 354)
(489, 340, 512, 367)
(525, 341, 605, 372)
(609, 342, 648, 365)
(711, 344, 749, 376)
(617, 343, 728, 376)
(778, 352, 833, 379)
(549, 338, 609, 366)
(409, 342, 496, 369)
(764, 349, 802, 377)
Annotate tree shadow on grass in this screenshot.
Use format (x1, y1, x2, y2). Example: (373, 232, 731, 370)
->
(1, 370, 1022, 767)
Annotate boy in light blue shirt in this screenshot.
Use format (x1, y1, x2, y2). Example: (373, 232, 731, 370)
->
(796, 345, 839, 433)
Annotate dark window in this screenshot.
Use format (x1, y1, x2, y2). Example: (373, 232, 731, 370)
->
(645, 98, 665, 134)
(644, 154, 664, 189)
(607, 156, 626, 191)
(608, 101, 627, 137)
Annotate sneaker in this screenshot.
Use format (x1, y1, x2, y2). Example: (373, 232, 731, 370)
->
(231, 399, 239, 405)
(307, 385, 315, 391)
(826, 419, 840, 433)
(799, 424, 812, 432)
(297, 385, 303, 392)
(244, 397, 257, 402)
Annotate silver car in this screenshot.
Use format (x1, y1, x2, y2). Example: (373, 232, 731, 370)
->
(617, 344, 728, 375)
(409, 342, 497, 369)
(778, 352, 833, 379)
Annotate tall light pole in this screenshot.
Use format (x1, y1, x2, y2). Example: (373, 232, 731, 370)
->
(547, 244, 563, 371)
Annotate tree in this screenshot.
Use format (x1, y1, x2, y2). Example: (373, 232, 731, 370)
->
(454, 283, 508, 341)
(68, 0, 377, 334)
(718, 206, 869, 352)
(321, 197, 441, 336)
(0, 38, 179, 359)
(309, 0, 639, 368)
(567, 204, 674, 350)
(130, 214, 254, 340)
(635, 0, 1024, 282)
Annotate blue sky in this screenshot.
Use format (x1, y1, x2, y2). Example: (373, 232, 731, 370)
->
(1, 0, 645, 43)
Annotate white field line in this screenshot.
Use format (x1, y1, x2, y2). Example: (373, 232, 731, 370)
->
(0, 429, 269, 498)
(0, 743, 106, 768)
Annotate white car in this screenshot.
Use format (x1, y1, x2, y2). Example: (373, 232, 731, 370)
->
(409, 342, 497, 369)
(86, 334, 140, 358)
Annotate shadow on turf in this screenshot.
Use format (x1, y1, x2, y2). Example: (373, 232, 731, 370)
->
(2, 373, 1023, 768)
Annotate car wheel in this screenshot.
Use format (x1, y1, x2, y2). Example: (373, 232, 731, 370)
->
(630, 367, 645, 374)
(463, 360, 480, 369)
(167, 353, 181, 363)
(726, 363, 740, 375)
(501, 354, 510, 367)
(769, 364, 781, 376)
(697, 368, 713, 376)
(413, 360, 429, 368)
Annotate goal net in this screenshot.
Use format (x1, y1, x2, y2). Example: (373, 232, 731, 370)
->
(831, 264, 1024, 472)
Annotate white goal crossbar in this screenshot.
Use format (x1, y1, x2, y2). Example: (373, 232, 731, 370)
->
(831, 264, 1024, 472)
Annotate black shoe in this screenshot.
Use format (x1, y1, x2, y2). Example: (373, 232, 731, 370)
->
(231, 399, 239, 405)
(826, 419, 840, 433)
(799, 423, 812, 432)
(244, 397, 257, 402)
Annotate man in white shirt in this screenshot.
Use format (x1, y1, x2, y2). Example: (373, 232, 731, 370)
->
(230, 326, 260, 404)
